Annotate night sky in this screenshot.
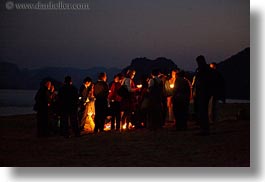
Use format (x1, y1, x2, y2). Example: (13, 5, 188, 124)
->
(0, 0, 249, 71)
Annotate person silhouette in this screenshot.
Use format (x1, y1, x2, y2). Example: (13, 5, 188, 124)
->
(93, 72, 109, 133)
(172, 71, 191, 131)
(108, 74, 122, 131)
(208, 62, 226, 123)
(193, 55, 213, 135)
(34, 80, 52, 137)
(58, 76, 80, 138)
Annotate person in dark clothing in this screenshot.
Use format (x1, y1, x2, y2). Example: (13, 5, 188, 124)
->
(172, 71, 191, 131)
(193, 55, 214, 135)
(208, 62, 226, 123)
(146, 69, 164, 130)
(78, 77, 92, 130)
(58, 76, 80, 138)
(158, 72, 168, 126)
(108, 74, 122, 131)
(34, 80, 52, 137)
(48, 84, 60, 135)
(138, 74, 150, 128)
(93, 72, 109, 133)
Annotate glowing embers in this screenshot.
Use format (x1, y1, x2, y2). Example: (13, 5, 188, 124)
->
(122, 122, 135, 130)
(103, 118, 135, 131)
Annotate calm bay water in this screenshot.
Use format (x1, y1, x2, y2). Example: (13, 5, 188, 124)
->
(0, 89, 250, 116)
(0, 89, 37, 116)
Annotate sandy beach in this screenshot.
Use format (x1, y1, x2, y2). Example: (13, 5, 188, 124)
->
(0, 103, 249, 167)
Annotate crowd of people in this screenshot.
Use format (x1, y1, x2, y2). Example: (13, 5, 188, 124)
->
(34, 55, 225, 138)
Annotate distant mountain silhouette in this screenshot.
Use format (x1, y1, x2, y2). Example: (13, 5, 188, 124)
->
(0, 62, 31, 89)
(217, 47, 250, 100)
(0, 63, 121, 90)
(122, 57, 178, 82)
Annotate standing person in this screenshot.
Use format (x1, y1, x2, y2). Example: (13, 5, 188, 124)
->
(146, 69, 164, 130)
(78, 77, 92, 131)
(158, 72, 168, 126)
(49, 84, 58, 113)
(138, 74, 150, 128)
(34, 80, 52, 137)
(164, 69, 179, 123)
(58, 76, 80, 138)
(120, 69, 140, 129)
(108, 74, 122, 131)
(48, 84, 59, 135)
(208, 62, 226, 123)
(193, 55, 213, 135)
(172, 71, 191, 131)
(94, 72, 109, 133)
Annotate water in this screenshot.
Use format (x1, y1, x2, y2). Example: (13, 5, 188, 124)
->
(0, 89, 37, 116)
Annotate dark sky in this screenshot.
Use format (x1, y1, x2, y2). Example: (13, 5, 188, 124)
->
(0, 0, 249, 71)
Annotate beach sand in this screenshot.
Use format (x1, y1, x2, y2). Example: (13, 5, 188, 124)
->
(0, 103, 249, 167)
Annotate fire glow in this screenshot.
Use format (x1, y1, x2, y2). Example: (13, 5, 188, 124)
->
(104, 121, 135, 131)
(136, 84, 142, 89)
